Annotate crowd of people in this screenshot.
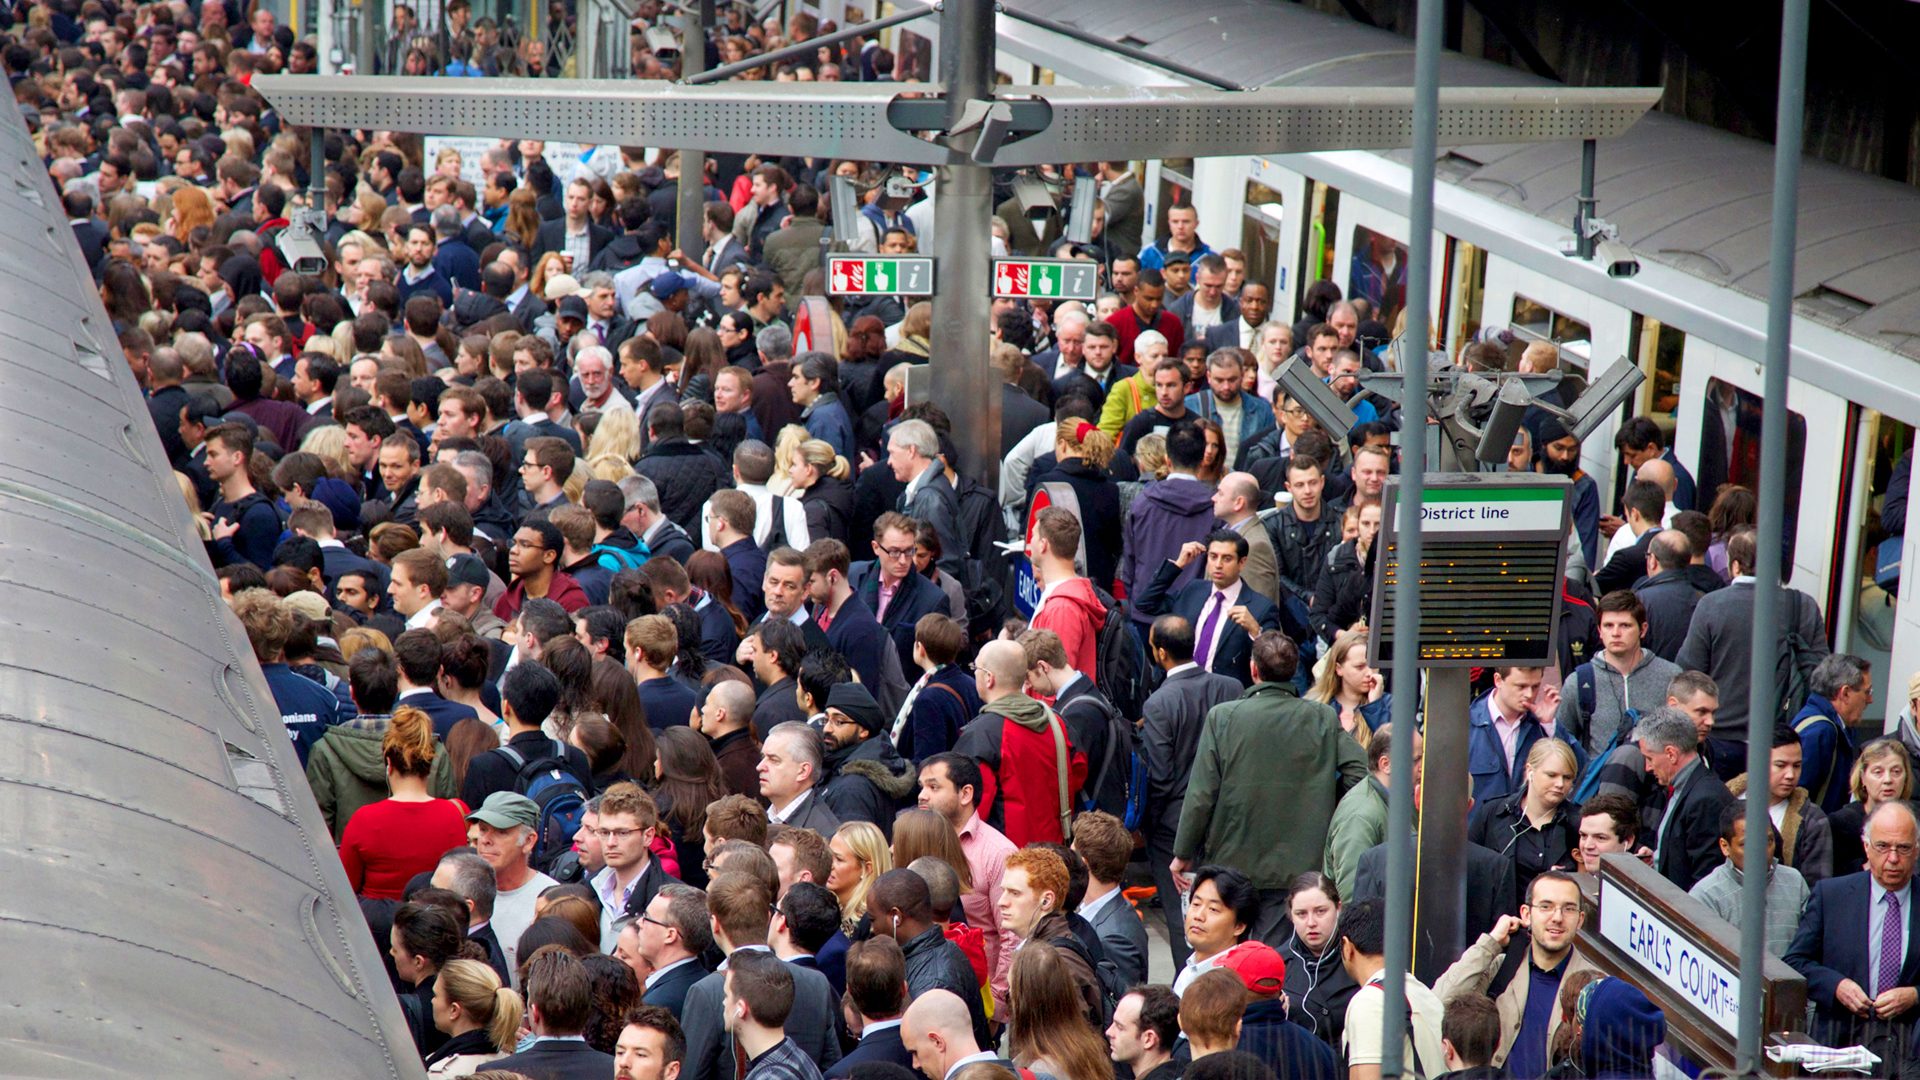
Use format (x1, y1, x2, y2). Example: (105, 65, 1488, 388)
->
(20, 0, 1920, 1076)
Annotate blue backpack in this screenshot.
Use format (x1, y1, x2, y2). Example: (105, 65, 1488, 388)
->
(1569, 664, 1634, 805)
(593, 541, 649, 575)
(498, 738, 589, 872)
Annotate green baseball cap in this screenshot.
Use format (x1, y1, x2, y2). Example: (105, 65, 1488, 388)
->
(465, 791, 539, 830)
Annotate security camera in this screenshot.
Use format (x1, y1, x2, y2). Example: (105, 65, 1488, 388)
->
(1596, 237, 1639, 279)
(280, 222, 326, 276)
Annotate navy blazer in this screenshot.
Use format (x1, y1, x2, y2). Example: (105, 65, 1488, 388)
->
(821, 594, 895, 703)
(1653, 759, 1733, 893)
(319, 543, 385, 596)
(399, 690, 480, 740)
(642, 957, 708, 1020)
(848, 560, 952, 676)
(1134, 560, 1283, 686)
(825, 1025, 917, 1079)
(489, 1038, 617, 1080)
(1787, 871, 1920, 1044)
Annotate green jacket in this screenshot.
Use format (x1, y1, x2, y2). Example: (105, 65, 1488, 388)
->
(1174, 681, 1368, 889)
(306, 715, 461, 841)
(1322, 776, 1388, 902)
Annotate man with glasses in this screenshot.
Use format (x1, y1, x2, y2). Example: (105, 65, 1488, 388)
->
(593, 782, 682, 947)
(849, 513, 952, 676)
(1798, 654, 1876, 814)
(1637, 706, 1735, 892)
(1434, 870, 1592, 1075)
(494, 519, 589, 621)
(635, 883, 714, 1019)
(1788, 800, 1920, 1077)
(519, 435, 574, 513)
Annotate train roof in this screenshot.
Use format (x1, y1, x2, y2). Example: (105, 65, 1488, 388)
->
(0, 88, 421, 1078)
(1005, 0, 1920, 360)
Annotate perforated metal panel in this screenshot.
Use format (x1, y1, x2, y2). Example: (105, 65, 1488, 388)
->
(255, 76, 1660, 168)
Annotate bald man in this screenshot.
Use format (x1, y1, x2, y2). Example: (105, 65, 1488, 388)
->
(1212, 471, 1281, 606)
(901, 990, 1013, 1080)
(1638, 459, 1679, 527)
(952, 640, 1084, 846)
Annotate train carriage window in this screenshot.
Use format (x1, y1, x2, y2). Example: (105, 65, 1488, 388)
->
(1699, 377, 1806, 571)
(1154, 161, 1195, 244)
(1350, 225, 1408, 331)
(1842, 410, 1912, 726)
(1628, 314, 1686, 435)
(1449, 241, 1488, 355)
(1240, 179, 1283, 295)
(1304, 181, 1340, 306)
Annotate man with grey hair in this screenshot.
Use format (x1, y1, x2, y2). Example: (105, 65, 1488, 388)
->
(753, 322, 803, 436)
(888, 419, 967, 586)
(1798, 653, 1875, 814)
(569, 344, 632, 414)
(1037, 307, 1090, 380)
(578, 270, 635, 351)
(759, 721, 841, 835)
(431, 204, 481, 291)
(431, 850, 512, 984)
(618, 473, 696, 565)
(1637, 705, 1734, 891)
(451, 449, 514, 545)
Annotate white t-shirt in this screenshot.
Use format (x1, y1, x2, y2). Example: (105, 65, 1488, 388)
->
(1343, 974, 1448, 1077)
(493, 869, 560, 988)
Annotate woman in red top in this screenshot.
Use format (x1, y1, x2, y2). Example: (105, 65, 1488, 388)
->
(339, 706, 471, 899)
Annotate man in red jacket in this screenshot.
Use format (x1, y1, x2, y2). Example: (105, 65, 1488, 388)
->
(1027, 507, 1105, 675)
(953, 641, 1086, 848)
(494, 518, 590, 620)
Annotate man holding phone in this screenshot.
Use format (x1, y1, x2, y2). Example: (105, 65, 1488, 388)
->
(535, 178, 612, 266)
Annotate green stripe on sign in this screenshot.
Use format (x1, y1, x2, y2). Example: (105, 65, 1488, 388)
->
(1423, 488, 1564, 502)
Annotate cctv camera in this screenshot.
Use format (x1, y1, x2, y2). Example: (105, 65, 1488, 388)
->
(278, 218, 327, 277)
(1596, 237, 1639, 279)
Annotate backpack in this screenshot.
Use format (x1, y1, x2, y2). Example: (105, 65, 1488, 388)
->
(1775, 591, 1822, 727)
(497, 738, 589, 872)
(1090, 585, 1147, 722)
(1075, 692, 1148, 832)
(592, 540, 648, 574)
(1569, 663, 1637, 805)
(1049, 930, 1123, 1026)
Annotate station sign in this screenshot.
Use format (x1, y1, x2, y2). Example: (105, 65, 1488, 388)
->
(992, 258, 1099, 302)
(826, 255, 934, 296)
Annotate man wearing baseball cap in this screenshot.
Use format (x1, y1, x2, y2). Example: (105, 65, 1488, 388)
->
(466, 790, 559, 984)
(817, 683, 916, 838)
(1215, 940, 1338, 1079)
(442, 552, 508, 640)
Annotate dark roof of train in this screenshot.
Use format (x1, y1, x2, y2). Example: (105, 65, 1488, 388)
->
(1004, 0, 1920, 357)
(0, 95, 421, 1078)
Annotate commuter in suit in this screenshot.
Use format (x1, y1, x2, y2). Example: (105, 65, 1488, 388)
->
(1204, 283, 1274, 354)
(533, 178, 615, 263)
(826, 937, 918, 1079)
(1099, 162, 1146, 262)
(1139, 614, 1244, 967)
(394, 629, 480, 739)
(1639, 706, 1734, 893)
(1214, 472, 1282, 608)
(486, 948, 618, 1079)
(848, 512, 953, 678)
(1787, 801, 1920, 1078)
(760, 722, 844, 837)
(636, 883, 712, 1019)
(1074, 811, 1149, 987)
(66, 191, 107, 270)
(681, 875, 843, 1080)
(1134, 529, 1285, 688)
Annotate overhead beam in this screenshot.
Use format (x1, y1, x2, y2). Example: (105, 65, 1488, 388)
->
(254, 75, 1663, 168)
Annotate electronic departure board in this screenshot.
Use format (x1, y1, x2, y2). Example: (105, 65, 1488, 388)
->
(1369, 474, 1573, 668)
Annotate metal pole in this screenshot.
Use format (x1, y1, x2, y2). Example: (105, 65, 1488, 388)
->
(674, 0, 713, 259)
(309, 125, 327, 215)
(1574, 138, 1597, 259)
(684, 3, 931, 84)
(356, 0, 376, 76)
(1738, 0, 1809, 1071)
(930, 0, 998, 487)
(1381, 0, 1440, 1073)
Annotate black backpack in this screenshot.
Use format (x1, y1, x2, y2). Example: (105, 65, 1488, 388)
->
(497, 738, 589, 872)
(1091, 586, 1147, 722)
(1775, 591, 1823, 727)
(1049, 930, 1124, 1027)
(1073, 691, 1148, 832)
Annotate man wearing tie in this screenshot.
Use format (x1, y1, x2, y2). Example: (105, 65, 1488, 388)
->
(1789, 801, 1920, 1077)
(1133, 530, 1284, 688)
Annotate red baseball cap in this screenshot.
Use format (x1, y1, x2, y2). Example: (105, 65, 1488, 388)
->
(1216, 941, 1287, 997)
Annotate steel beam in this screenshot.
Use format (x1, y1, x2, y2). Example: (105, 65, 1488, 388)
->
(932, 0, 998, 488)
(674, 0, 713, 259)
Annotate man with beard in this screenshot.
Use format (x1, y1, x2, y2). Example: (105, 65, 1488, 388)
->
(816, 683, 915, 839)
(1537, 418, 1602, 574)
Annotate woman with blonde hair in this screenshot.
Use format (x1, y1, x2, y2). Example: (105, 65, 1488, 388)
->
(338, 626, 394, 662)
(1466, 736, 1580, 897)
(586, 405, 640, 464)
(1306, 630, 1387, 752)
(336, 707, 471, 899)
(426, 958, 522, 1075)
(1830, 737, 1912, 875)
(885, 301, 932, 362)
(768, 424, 809, 496)
(504, 187, 543, 252)
(889, 809, 974, 893)
(827, 821, 891, 933)
(1118, 432, 1169, 523)
(788, 436, 854, 544)
(301, 423, 354, 477)
(1027, 417, 1122, 589)
(1009, 944, 1115, 1080)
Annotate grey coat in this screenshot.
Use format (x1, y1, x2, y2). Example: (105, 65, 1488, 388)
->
(1140, 665, 1245, 845)
(1554, 649, 1683, 757)
(681, 953, 843, 1080)
(1675, 582, 1829, 742)
(1083, 889, 1149, 988)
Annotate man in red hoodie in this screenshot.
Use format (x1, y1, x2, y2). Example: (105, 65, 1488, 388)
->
(1027, 507, 1106, 675)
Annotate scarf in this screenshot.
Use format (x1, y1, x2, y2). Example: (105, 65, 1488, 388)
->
(981, 692, 1073, 840)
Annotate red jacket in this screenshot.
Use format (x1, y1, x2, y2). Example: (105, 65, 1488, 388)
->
(1106, 304, 1186, 365)
(1030, 576, 1105, 676)
(493, 570, 590, 620)
(957, 705, 1088, 848)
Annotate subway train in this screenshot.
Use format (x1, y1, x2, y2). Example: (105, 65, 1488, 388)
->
(983, 0, 1920, 725)
(0, 82, 420, 1076)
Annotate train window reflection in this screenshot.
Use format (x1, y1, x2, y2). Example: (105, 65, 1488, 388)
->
(1699, 377, 1806, 570)
(1350, 224, 1407, 330)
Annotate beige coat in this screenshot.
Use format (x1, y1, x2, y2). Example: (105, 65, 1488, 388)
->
(1434, 930, 1595, 1068)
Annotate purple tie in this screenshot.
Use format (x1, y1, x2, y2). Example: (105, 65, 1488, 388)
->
(1195, 591, 1226, 666)
(1881, 892, 1904, 995)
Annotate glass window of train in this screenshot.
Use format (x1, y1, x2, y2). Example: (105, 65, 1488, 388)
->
(1350, 225, 1408, 332)
(1839, 409, 1911, 725)
(1240, 178, 1283, 296)
(1628, 314, 1686, 425)
(1511, 295, 1592, 369)
(1449, 242, 1488, 356)
(1304, 182, 1341, 300)
(1154, 163, 1194, 243)
(1698, 377, 1805, 570)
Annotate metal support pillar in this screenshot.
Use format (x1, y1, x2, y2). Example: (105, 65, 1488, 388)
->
(1381, 0, 1441, 1073)
(309, 127, 327, 212)
(931, 0, 999, 486)
(357, 0, 376, 76)
(1737, 0, 1808, 1073)
(1414, 668, 1471, 981)
(1574, 138, 1597, 259)
(675, 0, 713, 259)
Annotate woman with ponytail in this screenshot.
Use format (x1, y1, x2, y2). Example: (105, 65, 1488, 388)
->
(1027, 415, 1125, 590)
(426, 957, 525, 1075)
(337, 706, 472, 899)
(787, 434, 855, 545)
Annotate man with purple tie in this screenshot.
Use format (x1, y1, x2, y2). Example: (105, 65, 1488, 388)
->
(1134, 529, 1284, 688)
(1788, 801, 1920, 1077)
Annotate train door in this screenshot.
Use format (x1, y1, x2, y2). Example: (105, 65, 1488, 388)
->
(1834, 407, 1913, 727)
(1242, 158, 1304, 300)
(1481, 261, 1632, 482)
(1670, 340, 1849, 604)
(1446, 240, 1488, 357)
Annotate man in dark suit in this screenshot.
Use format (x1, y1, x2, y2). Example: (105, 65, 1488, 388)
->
(1788, 800, 1920, 1077)
(487, 948, 617, 1079)
(1634, 530, 1705, 663)
(848, 512, 953, 677)
(1001, 380, 1051, 460)
(827, 938, 916, 1078)
(394, 628, 480, 739)
(1640, 705, 1733, 892)
(1139, 614, 1243, 966)
(1134, 529, 1284, 688)
(66, 190, 107, 272)
(1073, 810, 1149, 987)
(1593, 479, 1666, 595)
(681, 874, 843, 1080)
(635, 884, 712, 1020)
(1204, 282, 1273, 354)
(533, 177, 614, 262)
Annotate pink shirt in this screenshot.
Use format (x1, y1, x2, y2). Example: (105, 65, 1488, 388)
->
(957, 811, 1018, 1016)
